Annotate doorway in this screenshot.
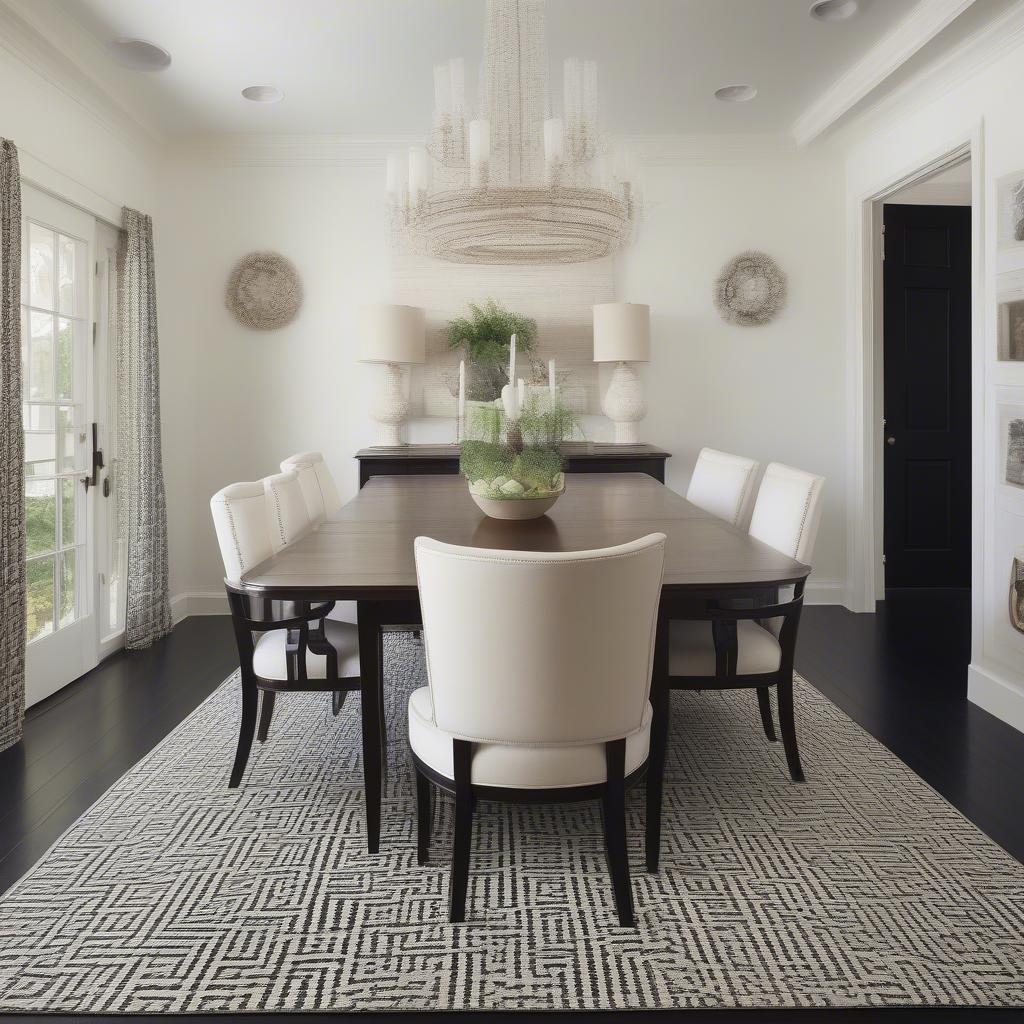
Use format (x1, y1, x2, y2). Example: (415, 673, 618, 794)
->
(881, 163, 972, 590)
(21, 185, 122, 706)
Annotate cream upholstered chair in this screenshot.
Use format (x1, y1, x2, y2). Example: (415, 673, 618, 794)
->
(686, 447, 760, 528)
(410, 533, 666, 927)
(668, 462, 824, 783)
(210, 481, 361, 787)
(280, 452, 356, 631)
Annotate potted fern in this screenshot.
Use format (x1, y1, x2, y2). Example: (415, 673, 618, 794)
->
(447, 300, 537, 402)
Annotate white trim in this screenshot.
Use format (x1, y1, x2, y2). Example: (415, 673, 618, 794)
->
(171, 591, 230, 624)
(845, 127, 982, 613)
(793, 0, 978, 146)
(0, 0, 160, 151)
(967, 662, 1024, 733)
(805, 579, 845, 606)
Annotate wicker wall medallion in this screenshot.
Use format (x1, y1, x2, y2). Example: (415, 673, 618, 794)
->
(715, 250, 787, 327)
(226, 252, 303, 330)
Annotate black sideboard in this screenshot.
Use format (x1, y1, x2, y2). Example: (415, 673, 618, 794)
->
(355, 442, 671, 488)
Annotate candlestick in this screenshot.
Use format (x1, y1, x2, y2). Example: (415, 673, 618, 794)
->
(518, 377, 526, 409)
(509, 333, 517, 393)
(458, 359, 466, 417)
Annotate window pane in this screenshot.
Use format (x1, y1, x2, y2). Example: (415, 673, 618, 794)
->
(29, 311, 54, 401)
(24, 424, 56, 477)
(57, 318, 73, 400)
(26, 478, 56, 557)
(57, 405, 77, 474)
(20, 308, 28, 400)
(58, 235, 76, 315)
(29, 223, 54, 309)
(27, 556, 55, 643)
(59, 549, 76, 627)
(61, 476, 75, 547)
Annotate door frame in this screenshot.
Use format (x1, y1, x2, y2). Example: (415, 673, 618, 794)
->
(846, 123, 985, 621)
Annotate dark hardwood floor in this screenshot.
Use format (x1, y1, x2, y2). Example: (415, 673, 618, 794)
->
(1, 591, 1023, 1022)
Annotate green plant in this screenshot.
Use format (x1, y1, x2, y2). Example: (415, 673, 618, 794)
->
(446, 300, 537, 401)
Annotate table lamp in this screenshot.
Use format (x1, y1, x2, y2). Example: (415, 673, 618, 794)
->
(359, 304, 426, 446)
(593, 302, 650, 444)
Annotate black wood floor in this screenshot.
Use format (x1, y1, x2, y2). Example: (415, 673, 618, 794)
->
(1, 591, 1023, 1022)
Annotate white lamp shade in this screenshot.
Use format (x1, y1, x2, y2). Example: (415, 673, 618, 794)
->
(358, 304, 426, 364)
(593, 302, 650, 363)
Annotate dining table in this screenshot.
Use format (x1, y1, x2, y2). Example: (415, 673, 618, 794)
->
(233, 472, 811, 859)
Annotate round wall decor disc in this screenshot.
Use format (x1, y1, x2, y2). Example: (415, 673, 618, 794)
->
(226, 251, 303, 330)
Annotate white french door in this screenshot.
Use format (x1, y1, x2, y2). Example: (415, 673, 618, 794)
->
(21, 186, 121, 706)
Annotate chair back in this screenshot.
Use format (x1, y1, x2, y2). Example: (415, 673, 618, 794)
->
(264, 470, 311, 551)
(281, 451, 342, 518)
(415, 534, 666, 746)
(280, 455, 325, 525)
(210, 481, 275, 585)
(686, 447, 760, 527)
(748, 462, 825, 563)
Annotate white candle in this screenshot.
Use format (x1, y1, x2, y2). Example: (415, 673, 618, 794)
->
(543, 117, 564, 173)
(458, 359, 466, 418)
(509, 333, 517, 391)
(548, 358, 556, 405)
(408, 146, 431, 206)
(518, 377, 526, 409)
(469, 118, 490, 187)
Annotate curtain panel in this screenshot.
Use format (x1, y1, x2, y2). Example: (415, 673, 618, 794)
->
(0, 139, 25, 752)
(118, 208, 172, 649)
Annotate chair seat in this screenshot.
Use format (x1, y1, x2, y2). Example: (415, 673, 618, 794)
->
(408, 687, 651, 789)
(253, 619, 359, 681)
(669, 619, 781, 677)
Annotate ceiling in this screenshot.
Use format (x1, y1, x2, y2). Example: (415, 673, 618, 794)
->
(9, 0, 1008, 139)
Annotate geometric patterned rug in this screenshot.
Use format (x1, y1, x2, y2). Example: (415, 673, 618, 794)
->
(0, 634, 1022, 1013)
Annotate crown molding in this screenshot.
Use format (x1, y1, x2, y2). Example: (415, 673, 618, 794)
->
(829, 0, 1024, 149)
(0, 0, 161, 153)
(792, 0, 979, 147)
(178, 132, 801, 170)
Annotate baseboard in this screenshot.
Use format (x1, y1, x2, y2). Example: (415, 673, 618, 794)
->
(968, 661, 1024, 734)
(170, 591, 229, 623)
(805, 579, 844, 605)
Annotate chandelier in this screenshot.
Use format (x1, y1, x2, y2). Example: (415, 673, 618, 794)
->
(386, 0, 637, 265)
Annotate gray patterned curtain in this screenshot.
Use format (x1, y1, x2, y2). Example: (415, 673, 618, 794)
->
(0, 140, 25, 752)
(118, 208, 172, 649)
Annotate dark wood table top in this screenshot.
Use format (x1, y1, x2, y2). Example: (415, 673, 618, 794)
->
(238, 473, 810, 600)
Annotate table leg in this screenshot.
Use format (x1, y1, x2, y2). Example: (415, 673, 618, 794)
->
(646, 610, 670, 873)
(357, 604, 383, 854)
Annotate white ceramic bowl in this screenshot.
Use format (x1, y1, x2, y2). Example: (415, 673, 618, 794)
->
(470, 490, 562, 520)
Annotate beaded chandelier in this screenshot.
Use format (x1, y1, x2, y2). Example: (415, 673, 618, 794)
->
(387, 0, 637, 265)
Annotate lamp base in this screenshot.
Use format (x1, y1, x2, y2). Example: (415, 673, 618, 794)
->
(602, 361, 646, 445)
(369, 362, 410, 447)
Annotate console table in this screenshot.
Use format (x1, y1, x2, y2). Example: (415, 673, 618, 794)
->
(355, 442, 671, 487)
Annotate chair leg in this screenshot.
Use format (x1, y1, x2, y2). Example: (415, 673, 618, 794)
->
(332, 690, 346, 716)
(256, 690, 275, 742)
(449, 739, 474, 924)
(776, 675, 805, 783)
(229, 673, 259, 788)
(603, 739, 636, 928)
(415, 765, 432, 865)
(756, 687, 777, 742)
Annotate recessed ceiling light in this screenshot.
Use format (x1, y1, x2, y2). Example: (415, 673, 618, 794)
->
(810, 0, 859, 22)
(715, 84, 757, 103)
(107, 37, 171, 72)
(242, 85, 284, 103)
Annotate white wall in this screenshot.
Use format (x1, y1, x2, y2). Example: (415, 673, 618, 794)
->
(160, 138, 848, 602)
(835, 23, 1024, 731)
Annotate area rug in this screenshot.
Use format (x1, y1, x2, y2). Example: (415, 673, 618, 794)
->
(0, 635, 1022, 1013)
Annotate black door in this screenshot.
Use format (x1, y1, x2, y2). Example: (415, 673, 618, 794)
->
(883, 203, 971, 588)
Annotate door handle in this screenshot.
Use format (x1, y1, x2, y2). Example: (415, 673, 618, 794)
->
(886, 436, 896, 446)
(81, 423, 105, 490)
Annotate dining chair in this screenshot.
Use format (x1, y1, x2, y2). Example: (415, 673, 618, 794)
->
(668, 462, 825, 783)
(281, 451, 355, 633)
(686, 447, 760, 528)
(210, 480, 362, 787)
(410, 533, 666, 927)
